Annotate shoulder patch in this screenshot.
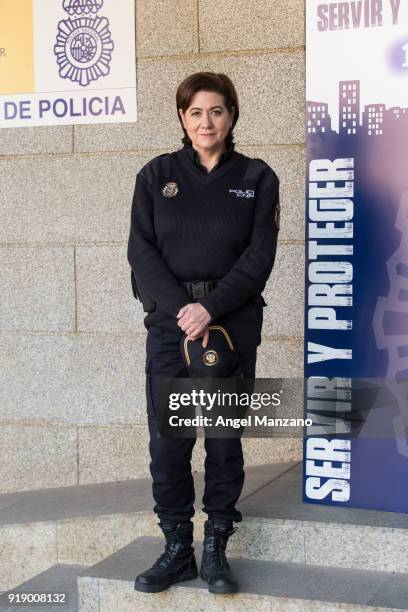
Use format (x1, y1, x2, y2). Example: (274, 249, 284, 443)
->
(275, 199, 281, 232)
(251, 159, 280, 231)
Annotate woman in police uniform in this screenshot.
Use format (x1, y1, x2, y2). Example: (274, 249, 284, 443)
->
(128, 72, 280, 595)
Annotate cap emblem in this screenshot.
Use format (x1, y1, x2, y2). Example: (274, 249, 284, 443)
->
(203, 350, 218, 366)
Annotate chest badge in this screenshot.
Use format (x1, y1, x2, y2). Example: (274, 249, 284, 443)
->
(229, 189, 255, 198)
(162, 181, 179, 198)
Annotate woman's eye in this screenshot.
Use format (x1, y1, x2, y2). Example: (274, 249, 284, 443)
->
(190, 110, 222, 117)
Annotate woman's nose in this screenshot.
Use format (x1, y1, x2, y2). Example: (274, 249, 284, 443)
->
(201, 112, 213, 127)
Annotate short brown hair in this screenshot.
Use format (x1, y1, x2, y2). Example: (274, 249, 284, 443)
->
(176, 72, 239, 146)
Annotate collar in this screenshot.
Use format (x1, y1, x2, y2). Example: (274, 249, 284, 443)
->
(182, 141, 235, 174)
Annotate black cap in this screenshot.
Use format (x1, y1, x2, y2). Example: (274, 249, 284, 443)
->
(180, 325, 243, 378)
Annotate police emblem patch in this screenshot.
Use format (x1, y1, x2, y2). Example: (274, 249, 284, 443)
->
(54, 0, 114, 87)
(203, 350, 218, 366)
(275, 201, 281, 231)
(162, 182, 179, 198)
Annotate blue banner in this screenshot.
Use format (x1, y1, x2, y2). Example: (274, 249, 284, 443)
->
(304, 0, 408, 512)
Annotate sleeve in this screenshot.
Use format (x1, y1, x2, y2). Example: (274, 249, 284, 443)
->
(127, 171, 191, 317)
(196, 165, 280, 321)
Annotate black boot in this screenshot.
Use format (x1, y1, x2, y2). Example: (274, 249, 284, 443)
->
(200, 518, 238, 594)
(134, 521, 198, 593)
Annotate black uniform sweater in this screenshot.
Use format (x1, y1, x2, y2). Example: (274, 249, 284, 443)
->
(127, 143, 280, 322)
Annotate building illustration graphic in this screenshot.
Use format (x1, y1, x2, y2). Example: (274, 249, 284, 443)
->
(307, 80, 408, 137)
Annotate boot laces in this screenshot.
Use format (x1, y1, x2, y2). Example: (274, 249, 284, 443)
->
(205, 528, 236, 572)
(152, 540, 181, 571)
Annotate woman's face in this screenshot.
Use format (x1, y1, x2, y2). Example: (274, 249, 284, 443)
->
(179, 90, 234, 152)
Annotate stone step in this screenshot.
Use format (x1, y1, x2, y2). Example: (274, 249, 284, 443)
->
(0, 463, 293, 591)
(77, 536, 408, 612)
(1, 461, 408, 592)
(232, 463, 408, 574)
(0, 563, 86, 612)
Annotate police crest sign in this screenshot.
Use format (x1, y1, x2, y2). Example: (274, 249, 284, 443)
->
(54, 0, 114, 88)
(0, 0, 136, 127)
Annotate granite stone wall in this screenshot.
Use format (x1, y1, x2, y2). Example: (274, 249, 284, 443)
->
(0, 0, 305, 493)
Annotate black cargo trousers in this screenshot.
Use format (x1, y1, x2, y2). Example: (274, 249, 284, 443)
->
(143, 297, 263, 525)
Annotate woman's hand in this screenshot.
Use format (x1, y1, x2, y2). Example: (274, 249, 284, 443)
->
(177, 303, 211, 346)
